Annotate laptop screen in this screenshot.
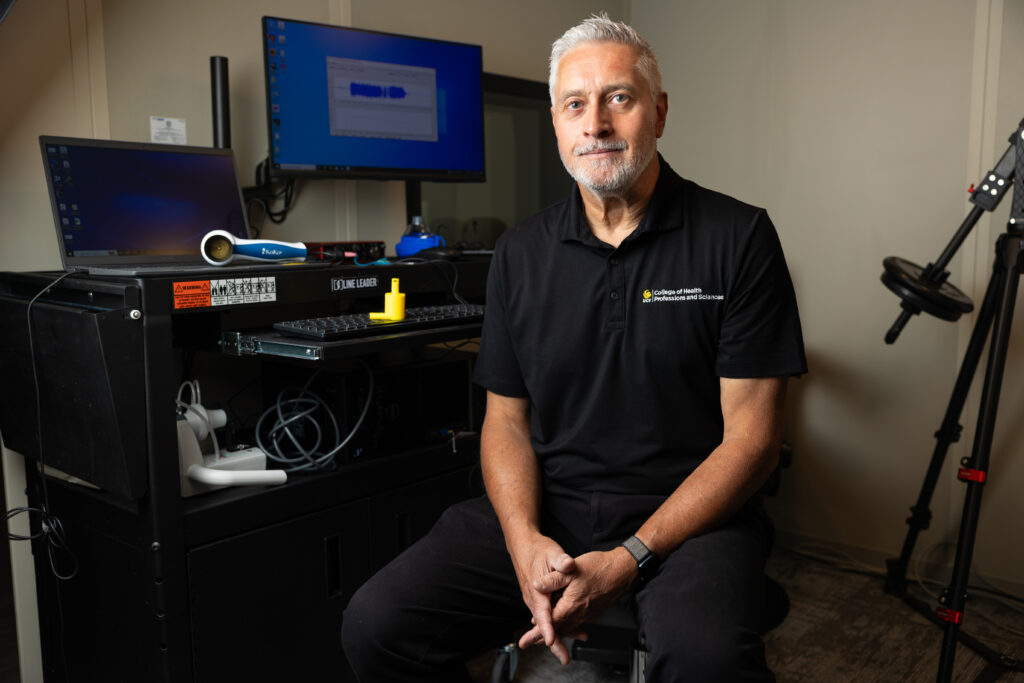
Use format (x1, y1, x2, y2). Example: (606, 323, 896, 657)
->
(40, 136, 250, 270)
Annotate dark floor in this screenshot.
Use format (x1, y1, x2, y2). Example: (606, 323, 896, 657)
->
(468, 545, 1024, 682)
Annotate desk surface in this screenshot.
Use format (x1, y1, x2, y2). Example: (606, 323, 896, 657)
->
(0, 258, 489, 315)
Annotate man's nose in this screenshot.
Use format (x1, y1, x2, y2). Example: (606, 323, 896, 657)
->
(584, 104, 611, 138)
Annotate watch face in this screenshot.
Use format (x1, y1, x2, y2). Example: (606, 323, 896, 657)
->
(637, 553, 657, 581)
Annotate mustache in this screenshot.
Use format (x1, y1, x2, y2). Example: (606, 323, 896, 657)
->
(573, 140, 628, 156)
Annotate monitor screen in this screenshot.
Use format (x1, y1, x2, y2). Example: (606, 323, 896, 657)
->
(262, 16, 485, 182)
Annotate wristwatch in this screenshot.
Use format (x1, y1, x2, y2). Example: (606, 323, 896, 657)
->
(621, 535, 660, 584)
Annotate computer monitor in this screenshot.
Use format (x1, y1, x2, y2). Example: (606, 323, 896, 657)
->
(262, 16, 485, 182)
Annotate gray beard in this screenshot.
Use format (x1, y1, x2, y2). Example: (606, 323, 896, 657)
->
(564, 139, 656, 197)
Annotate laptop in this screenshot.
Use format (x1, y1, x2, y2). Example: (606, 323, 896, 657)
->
(40, 135, 270, 276)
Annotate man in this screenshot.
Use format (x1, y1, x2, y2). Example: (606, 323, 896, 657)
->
(342, 13, 805, 682)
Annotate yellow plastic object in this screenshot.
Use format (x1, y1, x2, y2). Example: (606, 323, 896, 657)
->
(369, 277, 406, 321)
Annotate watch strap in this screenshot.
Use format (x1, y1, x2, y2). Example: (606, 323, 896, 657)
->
(621, 535, 660, 584)
(621, 535, 651, 564)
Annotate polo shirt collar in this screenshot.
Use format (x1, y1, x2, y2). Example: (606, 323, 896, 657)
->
(559, 154, 688, 247)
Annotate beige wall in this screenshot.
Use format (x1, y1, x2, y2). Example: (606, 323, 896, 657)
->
(3, 1, 1023, 681)
(0, 2, 104, 678)
(92, 0, 630, 249)
(633, 0, 1024, 589)
(101, 0, 370, 246)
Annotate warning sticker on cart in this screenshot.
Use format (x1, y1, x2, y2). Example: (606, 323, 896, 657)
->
(173, 280, 212, 309)
(173, 276, 278, 309)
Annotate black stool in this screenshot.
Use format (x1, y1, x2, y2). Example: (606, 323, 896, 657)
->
(490, 597, 644, 683)
(569, 596, 647, 682)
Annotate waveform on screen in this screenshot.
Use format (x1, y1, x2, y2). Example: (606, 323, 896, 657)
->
(350, 82, 408, 99)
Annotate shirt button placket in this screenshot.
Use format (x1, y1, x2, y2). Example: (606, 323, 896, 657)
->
(607, 253, 626, 328)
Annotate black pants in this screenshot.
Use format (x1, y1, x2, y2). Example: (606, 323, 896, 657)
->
(342, 490, 776, 682)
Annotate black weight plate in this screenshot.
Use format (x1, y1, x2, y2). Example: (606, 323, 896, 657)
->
(881, 256, 973, 321)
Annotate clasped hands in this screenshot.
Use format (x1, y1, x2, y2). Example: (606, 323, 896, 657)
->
(512, 534, 636, 665)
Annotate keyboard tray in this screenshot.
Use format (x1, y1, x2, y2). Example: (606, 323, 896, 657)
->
(273, 304, 485, 341)
(221, 306, 484, 361)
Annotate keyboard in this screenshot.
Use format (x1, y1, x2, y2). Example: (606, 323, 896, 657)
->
(273, 304, 486, 341)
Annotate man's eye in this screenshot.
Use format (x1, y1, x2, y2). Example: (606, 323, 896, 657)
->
(567, 101, 582, 110)
(612, 94, 629, 104)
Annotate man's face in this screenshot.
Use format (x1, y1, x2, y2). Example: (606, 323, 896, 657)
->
(550, 42, 667, 197)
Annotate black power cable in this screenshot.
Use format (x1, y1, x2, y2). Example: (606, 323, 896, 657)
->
(3, 271, 79, 581)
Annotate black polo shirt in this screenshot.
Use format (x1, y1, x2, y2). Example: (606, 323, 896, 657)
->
(473, 159, 806, 496)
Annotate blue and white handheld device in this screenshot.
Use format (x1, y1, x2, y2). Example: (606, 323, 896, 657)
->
(201, 229, 307, 266)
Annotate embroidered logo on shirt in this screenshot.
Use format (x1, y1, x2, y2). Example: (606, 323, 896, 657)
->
(641, 287, 724, 303)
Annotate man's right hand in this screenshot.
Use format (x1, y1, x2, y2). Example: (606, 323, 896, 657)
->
(508, 533, 578, 664)
(480, 390, 583, 662)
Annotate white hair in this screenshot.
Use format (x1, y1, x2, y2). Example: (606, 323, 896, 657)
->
(548, 12, 662, 106)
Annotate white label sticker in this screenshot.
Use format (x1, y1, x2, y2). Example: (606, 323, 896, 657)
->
(150, 116, 187, 145)
(210, 277, 277, 306)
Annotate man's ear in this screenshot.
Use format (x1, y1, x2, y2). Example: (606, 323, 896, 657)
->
(655, 91, 668, 138)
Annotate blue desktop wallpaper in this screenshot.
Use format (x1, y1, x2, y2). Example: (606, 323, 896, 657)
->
(264, 17, 485, 177)
(46, 144, 246, 257)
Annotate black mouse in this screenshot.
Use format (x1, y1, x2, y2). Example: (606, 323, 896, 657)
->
(416, 246, 462, 261)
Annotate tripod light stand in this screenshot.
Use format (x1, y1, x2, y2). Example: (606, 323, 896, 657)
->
(880, 118, 1024, 683)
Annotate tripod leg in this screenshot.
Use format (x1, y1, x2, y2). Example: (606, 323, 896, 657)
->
(884, 264, 1002, 596)
(936, 233, 1022, 683)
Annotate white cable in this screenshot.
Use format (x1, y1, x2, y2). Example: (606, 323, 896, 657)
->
(176, 398, 221, 460)
(255, 361, 374, 473)
(186, 464, 286, 486)
(177, 379, 201, 407)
